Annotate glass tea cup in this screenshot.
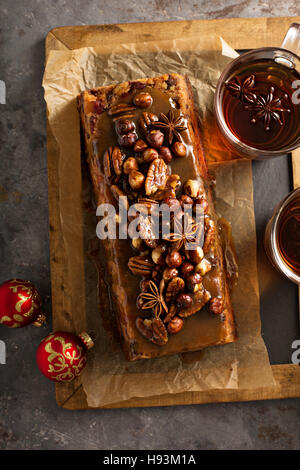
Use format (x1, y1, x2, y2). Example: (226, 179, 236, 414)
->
(214, 23, 300, 159)
(264, 187, 300, 285)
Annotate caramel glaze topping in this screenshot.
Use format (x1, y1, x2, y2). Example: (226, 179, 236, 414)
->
(82, 85, 231, 355)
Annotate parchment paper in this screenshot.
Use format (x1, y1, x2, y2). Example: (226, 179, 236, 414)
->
(43, 36, 277, 408)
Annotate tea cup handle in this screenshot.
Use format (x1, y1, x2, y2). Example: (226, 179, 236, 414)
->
(281, 23, 300, 58)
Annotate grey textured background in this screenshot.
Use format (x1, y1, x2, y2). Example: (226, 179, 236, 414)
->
(1, 0, 300, 451)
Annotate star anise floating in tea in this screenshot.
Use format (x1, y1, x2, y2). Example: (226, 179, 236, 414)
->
(225, 74, 257, 103)
(244, 86, 291, 131)
(226, 74, 291, 131)
(153, 110, 187, 144)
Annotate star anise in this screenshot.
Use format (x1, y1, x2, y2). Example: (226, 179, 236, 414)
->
(164, 216, 203, 252)
(225, 74, 257, 103)
(244, 86, 290, 131)
(153, 110, 187, 144)
(137, 279, 168, 317)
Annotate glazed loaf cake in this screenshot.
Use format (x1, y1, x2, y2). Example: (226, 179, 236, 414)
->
(78, 73, 237, 361)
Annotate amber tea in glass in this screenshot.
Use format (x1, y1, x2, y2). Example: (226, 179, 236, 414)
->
(265, 188, 300, 284)
(222, 60, 300, 152)
(214, 24, 300, 159)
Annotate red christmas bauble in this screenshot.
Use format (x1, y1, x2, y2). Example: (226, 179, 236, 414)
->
(36, 331, 94, 382)
(0, 279, 46, 328)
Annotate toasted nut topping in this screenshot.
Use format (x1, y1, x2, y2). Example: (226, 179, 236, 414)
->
(128, 256, 154, 277)
(159, 146, 173, 164)
(209, 297, 224, 315)
(118, 132, 137, 148)
(179, 290, 211, 318)
(203, 220, 216, 253)
(162, 267, 178, 282)
(172, 141, 186, 158)
(176, 293, 193, 309)
(146, 130, 164, 148)
(115, 119, 135, 135)
(184, 179, 201, 198)
(195, 258, 212, 276)
(123, 157, 139, 175)
(166, 251, 183, 268)
(145, 158, 168, 196)
(132, 238, 144, 251)
(189, 246, 204, 264)
(167, 316, 184, 334)
(143, 148, 159, 163)
(165, 277, 185, 303)
(152, 245, 166, 265)
(103, 146, 124, 182)
(108, 103, 136, 116)
(133, 92, 153, 108)
(134, 139, 148, 152)
(129, 170, 145, 191)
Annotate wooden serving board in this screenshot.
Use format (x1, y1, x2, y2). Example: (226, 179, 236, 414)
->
(45, 16, 300, 409)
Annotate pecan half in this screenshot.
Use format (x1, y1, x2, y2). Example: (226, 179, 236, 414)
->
(203, 219, 215, 253)
(151, 317, 168, 345)
(136, 317, 168, 345)
(110, 185, 129, 210)
(139, 112, 159, 134)
(108, 103, 136, 117)
(137, 198, 159, 215)
(145, 158, 168, 196)
(136, 317, 153, 340)
(165, 277, 185, 303)
(128, 256, 155, 277)
(103, 146, 124, 183)
(164, 303, 177, 323)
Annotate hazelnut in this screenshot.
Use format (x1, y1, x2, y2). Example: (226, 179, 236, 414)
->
(136, 296, 145, 309)
(186, 272, 202, 292)
(146, 130, 164, 148)
(166, 251, 183, 268)
(134, 139, 148, 153)
(133, 92, 153, 108)
(184, 179, 201, 199)
(166, 174, 181, 192)
(209, 297, 224, 315)
(118, 132, 137, 147)
(194, 197, 209, 214)
(176, 293, 193, 309)
(128, 170, 145, 190)
(115, 119, 135, 135)
(140, 279, 152, 292)
(181, 261, 194, 278)
(189, 246, 204, 264)
(124, 157, 139, 175)
(195, 258, 212, 276)
(163, 267, 178, 282)
(167, 316, 184, 334)
(172, 141, 186, 158)
(142, 148, 159, 163)
(132, 237, 143, 251)
(152, 265, 162, 281)
(180, 194, 193, 206)
(162, 197, 181, 211)
(151, 245, 166, 265)
(159, 146, 173, 164)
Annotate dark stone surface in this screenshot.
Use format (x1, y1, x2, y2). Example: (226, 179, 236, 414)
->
(0, 0, 300, 451)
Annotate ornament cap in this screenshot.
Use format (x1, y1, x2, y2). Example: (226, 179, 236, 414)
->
(78, 331, 94, 350)
(33, 313, 46, 327)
